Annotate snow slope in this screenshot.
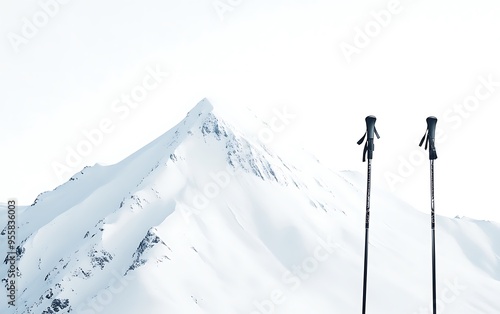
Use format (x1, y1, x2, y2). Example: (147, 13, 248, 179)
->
(2, 99, 500, 313)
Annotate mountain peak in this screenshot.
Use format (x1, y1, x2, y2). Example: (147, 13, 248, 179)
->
(187, 97, 214, 116)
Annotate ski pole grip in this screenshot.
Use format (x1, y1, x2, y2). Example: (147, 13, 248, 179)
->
(426, 116, 437, 141)
(365, 115, 377, 140)
(358, 115, 379, 161)
(426, 116, 438, 160)
(365, 116, 377, 160)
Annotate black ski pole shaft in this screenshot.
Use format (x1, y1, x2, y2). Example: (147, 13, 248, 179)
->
(357, 115, 380, 314)
(362, 158, 371, 314)
(419, 116, 438, 314)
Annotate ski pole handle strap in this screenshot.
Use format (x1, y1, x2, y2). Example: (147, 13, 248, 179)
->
(358, 115, 380, 162)
(419, 116, 438, 160)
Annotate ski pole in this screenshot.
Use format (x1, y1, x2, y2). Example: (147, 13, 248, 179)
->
(357, 115, 380, 314)
(419, 116, 438, 314)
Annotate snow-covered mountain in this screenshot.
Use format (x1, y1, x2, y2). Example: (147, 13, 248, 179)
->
(2, 99, 500, 313)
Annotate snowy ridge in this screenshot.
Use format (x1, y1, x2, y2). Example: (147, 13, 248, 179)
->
(1, 99, 500, 313)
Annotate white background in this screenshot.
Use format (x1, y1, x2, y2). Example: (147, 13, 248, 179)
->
(1, 0, 499, 221)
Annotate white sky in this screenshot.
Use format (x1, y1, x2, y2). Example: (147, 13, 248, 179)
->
(1, 0, 499, 222)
